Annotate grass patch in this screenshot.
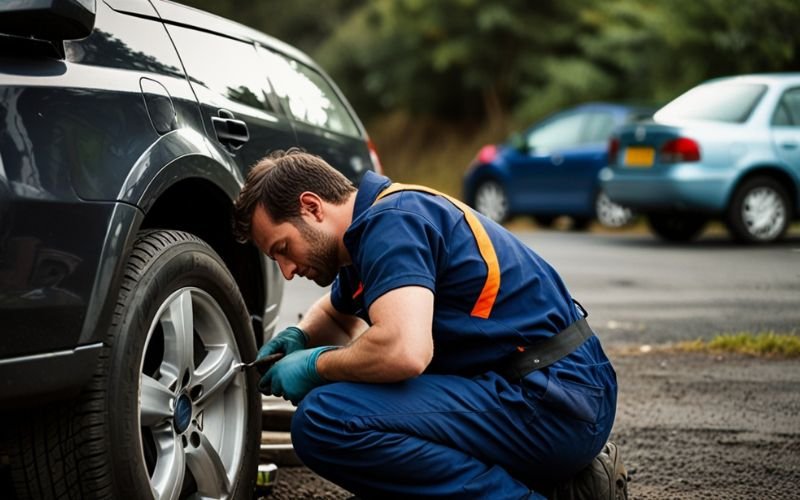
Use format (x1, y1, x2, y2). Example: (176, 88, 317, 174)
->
(677, 331, 800, 358)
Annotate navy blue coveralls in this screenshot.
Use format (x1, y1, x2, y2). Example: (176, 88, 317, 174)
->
(291, 172, 618, 499)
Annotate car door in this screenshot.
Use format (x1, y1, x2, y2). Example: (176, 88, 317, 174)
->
(161, 23, 297, 174)
(771, 87, 800, 173)
(511, 111, 588, 213)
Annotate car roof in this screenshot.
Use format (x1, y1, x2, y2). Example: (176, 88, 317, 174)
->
(703, 72, 800, 87)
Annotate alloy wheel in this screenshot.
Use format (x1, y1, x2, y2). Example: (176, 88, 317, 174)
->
(139, 287, 247, 499)
(740, 186, 787, 241)
(595, 191, 634, 228)
(474, 181, 509, 223)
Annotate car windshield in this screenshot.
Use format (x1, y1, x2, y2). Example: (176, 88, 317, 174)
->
(655, 82, 767, 123)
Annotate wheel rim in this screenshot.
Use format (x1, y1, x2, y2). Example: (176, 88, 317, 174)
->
(741, 187, 786, 241)
(138, 287, 246, 499)
(595, 192, 633, 228)
(474, 182, 508, 222)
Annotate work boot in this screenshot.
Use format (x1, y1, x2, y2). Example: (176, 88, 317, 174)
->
(548, 441, 629, 500)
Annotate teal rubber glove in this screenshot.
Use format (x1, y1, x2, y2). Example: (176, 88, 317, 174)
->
(257, 326, 308, 362)
(258, 346, 338, 405)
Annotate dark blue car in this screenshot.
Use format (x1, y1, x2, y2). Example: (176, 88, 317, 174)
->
(463, 103, 652, 228)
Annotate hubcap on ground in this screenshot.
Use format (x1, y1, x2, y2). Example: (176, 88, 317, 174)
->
(742, 187, 785, 240)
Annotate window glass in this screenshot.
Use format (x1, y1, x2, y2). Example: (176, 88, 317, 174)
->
(772, 88, 800, 126)
(259, 48, 360, 137)
(583, 112, 617, 143)
(167, 26, 276, 114)
(526, 113, 586, 152)
(655, 82, 767, 123)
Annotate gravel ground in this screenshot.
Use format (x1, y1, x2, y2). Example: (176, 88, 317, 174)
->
(263, 349, 800, 499)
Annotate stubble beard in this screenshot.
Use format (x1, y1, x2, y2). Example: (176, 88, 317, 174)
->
(296, 219, 340, 287)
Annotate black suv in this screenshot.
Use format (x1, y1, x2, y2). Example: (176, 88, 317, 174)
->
(0, 1, 379, 498)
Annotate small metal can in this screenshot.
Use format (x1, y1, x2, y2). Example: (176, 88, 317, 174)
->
(254, 463, 278, 497)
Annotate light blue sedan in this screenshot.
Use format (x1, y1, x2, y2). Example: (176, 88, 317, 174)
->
(601, 73, 800, 243)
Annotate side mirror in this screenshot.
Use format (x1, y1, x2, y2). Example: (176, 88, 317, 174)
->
(0, 0, 96, 42)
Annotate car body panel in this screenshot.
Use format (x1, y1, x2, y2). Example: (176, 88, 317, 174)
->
(0, 195, 119, 356)
(464, 103, 651, 219)
(602, 74, 800, 217)
(0, 0, 376, 406)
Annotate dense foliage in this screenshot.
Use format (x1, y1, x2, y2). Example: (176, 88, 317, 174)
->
(179, 0, 800, 192)
(180, 0, 798, 125)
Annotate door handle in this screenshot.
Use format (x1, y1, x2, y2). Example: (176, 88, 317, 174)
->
(780, 141, 798, 150)
(212, 109, 249, 150)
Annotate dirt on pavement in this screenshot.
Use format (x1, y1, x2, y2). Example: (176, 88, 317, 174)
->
(264, 349, 800, 499)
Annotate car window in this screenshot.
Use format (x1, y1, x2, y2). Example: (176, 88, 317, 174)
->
(166, 26, 277, 115)
(772, 88, 800, 126)
(526, 113, 586, 152)
(582, 112, 617, 143)
(259, 48, 360, 137)
(655, 82, 767, 123)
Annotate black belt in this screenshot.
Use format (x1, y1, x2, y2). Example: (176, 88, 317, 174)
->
(497, 318, 594, 380)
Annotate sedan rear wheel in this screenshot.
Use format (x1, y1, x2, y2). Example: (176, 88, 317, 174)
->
(647, 213, 708, 242)
(595, 191, 634, 228)
(726, 177, 790, 243)
(473, 180, 509, 223)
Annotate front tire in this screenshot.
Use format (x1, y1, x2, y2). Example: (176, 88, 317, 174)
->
(647, 213, 708, 242)
(726, 177, 791, 243)
(6, 230, 261, 499)
(473, 180, 509, 223)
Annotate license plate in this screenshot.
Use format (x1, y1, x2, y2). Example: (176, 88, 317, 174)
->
(623, 147, 655, 167)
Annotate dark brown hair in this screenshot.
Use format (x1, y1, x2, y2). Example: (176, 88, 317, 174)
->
(232, 148, 356, 242)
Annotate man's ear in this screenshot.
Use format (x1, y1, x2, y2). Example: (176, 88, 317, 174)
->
(298, 192, 324, 222)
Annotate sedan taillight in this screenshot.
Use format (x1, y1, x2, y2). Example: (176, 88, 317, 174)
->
(608, 137, 620, 165)
(660, 137, 701, 163)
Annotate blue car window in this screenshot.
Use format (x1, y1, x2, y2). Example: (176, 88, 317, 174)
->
(526, 113, 587, 152)
(583, 112, 616, 143)
(772, 88, 800, 126)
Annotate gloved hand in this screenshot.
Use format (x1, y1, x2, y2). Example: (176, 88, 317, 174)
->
(258, 346, 338, 405)
(257, 326, 308, 363)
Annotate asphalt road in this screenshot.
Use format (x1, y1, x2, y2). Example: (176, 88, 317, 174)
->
(277, 227, 800, 344)
(268, 227, 800, 499)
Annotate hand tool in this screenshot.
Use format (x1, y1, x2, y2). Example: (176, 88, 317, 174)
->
(234, 352, 284, 375)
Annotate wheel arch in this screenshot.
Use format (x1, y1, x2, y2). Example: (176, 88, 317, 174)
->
(728, 166, 798, 218)
(140, 176, 274, 345)
(465, 169, 509, 206)
(80, 138, 280, 348)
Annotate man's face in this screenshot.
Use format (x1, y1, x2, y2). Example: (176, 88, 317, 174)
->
(251, 205, 340, 287)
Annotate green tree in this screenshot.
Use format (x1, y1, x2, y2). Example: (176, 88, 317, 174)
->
(316, 0, 602, 125)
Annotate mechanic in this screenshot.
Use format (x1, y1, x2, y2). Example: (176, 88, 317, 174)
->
(233, 148, 623, 499)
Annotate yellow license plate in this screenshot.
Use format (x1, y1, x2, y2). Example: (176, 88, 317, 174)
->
(623, 147, 655, 167)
